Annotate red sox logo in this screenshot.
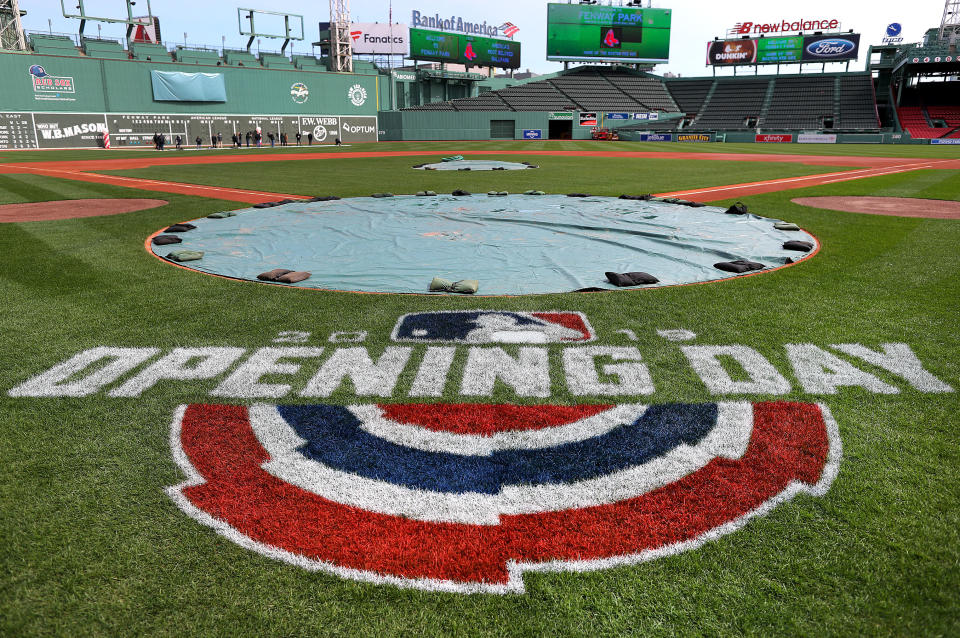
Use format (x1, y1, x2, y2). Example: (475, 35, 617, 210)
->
(166, 312, 842, 594)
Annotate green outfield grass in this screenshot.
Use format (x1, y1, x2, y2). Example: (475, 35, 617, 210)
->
(1, 146, 958, 637)
(3, 139, 960, 164)
(104, 154, 858, 199)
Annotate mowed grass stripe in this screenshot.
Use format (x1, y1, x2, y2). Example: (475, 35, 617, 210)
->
(4, 140, 960, 164)
(103, 155, 857, 199)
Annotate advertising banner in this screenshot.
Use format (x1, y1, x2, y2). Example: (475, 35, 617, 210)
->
(350, 23, 409, 56)
(631, 112, 659, 121)
(408, 27, 520, 68)
(706, 40, 757, 66)
(522, 129, 543, 139)
(639, 133, 672, 142)
(605, 113, 630, 120)
(707, 33, 859, 66)
(546, 4, 672, 63)
(677, 133, 712, 142)
(757, 36, 804, 64)
(409, 28, 459, 62)
(0, 111, 377, 149)
(931, 138, 960, 145)
(801, 34, 860, 62)
(33, 113, 108, 148)
(579, 112, 598, 126)
(756, 134, 793, 143)
(803, 33, 860, 62)
(549, 112, 574, 120)
(797, 133, 838, 144)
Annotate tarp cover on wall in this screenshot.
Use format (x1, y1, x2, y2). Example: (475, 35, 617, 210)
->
(150, 71, 226, 102)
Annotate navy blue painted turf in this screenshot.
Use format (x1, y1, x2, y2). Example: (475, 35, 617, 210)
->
(276, 404, 719, 493)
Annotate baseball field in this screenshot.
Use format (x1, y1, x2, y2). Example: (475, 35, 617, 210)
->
(1, 140, 958, 636)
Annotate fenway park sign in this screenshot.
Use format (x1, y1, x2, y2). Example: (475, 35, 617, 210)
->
(8, 310, 954, 594)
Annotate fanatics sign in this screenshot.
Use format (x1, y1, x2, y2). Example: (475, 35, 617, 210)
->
(349, 23, 410, 56)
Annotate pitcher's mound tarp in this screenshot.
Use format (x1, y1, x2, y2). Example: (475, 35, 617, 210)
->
(415, 160, 535, 171)
(148, 195, 818, 295)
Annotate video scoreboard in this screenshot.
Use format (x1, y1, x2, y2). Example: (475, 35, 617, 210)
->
(408, 27, 521, 69)
(546, 3, 672, 64)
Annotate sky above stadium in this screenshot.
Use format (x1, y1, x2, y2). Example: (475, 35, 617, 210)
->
(23, 0, 949, 76)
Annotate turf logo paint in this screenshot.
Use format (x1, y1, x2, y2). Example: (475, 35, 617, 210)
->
(167, 401, 842, 593)
(391, 311, 595, 344)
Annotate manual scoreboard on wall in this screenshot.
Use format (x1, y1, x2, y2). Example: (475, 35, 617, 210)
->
(408, 27, 521, 69)
(546, 3, 672, 64)
(707, 33, 861, 66)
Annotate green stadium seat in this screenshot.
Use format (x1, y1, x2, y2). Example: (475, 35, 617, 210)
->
(174, 47, 223, 65)
(223, 50, 260, 67)
(130, 42, 171, 62)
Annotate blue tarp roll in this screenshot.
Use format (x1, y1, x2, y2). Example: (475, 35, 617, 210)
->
(150, 70, 227, 102)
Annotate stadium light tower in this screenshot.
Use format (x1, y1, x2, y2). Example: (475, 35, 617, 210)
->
(0, 0, 27, 50)
(329, 0, 353, 72)
(941, 0, 960, 44)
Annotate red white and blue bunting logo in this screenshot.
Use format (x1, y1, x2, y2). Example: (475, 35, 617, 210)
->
(168, 401, 841, 594)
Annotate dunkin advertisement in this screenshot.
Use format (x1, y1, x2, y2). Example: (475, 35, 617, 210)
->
(707, 39, 757, 65)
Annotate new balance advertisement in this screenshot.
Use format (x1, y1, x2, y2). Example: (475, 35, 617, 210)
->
(546, 4, 671, 64)
(707, 33, 860, 66)
(408, 27, 520, 68)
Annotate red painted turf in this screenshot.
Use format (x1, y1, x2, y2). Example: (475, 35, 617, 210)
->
(178, 401, 829, 585)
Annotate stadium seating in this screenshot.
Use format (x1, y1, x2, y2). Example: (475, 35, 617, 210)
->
(174, 47, 223, 65)
(927, 107, 960, 138)
(597, 68, 677, 111)
(762, 76, 834, 130)
(130, 42, 171, 62)
(223, 49, 259, 67)
(259, 53, 295, 69)
(29, 34, 81, 56)
(293, 55, 326, 70)
(687, 78, 770, 131)
(352, 60, 380, 73)
(895, 82, 960, 138)
(402, 66, 677, 114)
(81, 38, 129, 60)
(836, 75, 881, 130)
(897, 106, 946, 139)
(664, 79, 714, 116)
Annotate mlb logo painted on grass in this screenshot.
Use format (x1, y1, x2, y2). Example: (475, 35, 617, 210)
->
(168, 401, 840, 594)
(391, 311, 595, 344)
